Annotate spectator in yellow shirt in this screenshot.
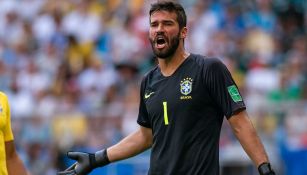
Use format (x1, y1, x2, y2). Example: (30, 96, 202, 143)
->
(0, 92, 28, 175)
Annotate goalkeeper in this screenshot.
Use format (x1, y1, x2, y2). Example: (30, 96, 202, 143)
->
(58, 1, 275, 175)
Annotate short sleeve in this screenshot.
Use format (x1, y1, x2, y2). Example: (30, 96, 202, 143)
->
(203, 58, 246, 119)
(137, 77, 151, 128)
(3, 94, 14, 141)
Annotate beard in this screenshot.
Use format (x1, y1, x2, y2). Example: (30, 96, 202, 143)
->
(150, 32, 180, 59)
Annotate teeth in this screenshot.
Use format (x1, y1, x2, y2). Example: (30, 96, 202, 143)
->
(156, 35, 164, 41)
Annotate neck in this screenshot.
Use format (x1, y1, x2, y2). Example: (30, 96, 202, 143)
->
(158, 47, 190, 77)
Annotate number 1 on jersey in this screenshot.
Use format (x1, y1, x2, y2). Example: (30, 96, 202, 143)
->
(163, 101, 169, 125)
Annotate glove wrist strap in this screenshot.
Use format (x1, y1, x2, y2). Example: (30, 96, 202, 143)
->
(94, 149, 110, 167)
(258, 162, 275, 175)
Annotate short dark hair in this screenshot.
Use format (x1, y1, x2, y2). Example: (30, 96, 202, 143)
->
(149, 1, 187, 29)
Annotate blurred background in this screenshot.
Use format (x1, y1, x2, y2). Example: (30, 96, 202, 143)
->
(0, 0, 306, 174)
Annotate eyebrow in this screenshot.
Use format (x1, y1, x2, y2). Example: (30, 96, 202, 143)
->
(150, 19, 175, 24)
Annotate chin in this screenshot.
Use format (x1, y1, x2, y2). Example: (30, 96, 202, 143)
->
(154, 52, 174, 59)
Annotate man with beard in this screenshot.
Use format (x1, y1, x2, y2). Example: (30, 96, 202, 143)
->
(58, 1, 275, 175)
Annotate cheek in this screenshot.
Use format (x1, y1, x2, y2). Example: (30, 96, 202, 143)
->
(169, 28, 180, 36)
(149, 30, 155, 40)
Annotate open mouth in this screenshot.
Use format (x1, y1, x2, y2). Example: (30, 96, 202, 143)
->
(156, 36, 166, 49)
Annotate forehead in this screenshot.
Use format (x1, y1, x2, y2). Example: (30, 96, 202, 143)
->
(150, 10, 177, 23)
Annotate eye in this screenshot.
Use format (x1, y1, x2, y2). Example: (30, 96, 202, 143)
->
(164, 21, 173, 26)
(150, 22, 158, 27)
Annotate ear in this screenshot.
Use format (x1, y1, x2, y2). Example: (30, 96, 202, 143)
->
(180, 27, 187, 39)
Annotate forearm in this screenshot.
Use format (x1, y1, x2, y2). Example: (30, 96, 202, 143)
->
(229, 111, 269, 166)
(233, 122, 268, 166)
(7, 153, 28, 175)
(107, 127, 152, 162)
(57, 127, 152, 175)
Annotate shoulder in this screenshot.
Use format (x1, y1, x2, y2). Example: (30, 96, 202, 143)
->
(139, 65, 159, 90)
(0, 92, 8, 101)
(0, 92, 9, 113)
(189, 54, 225, 70)
(142, 65, 159, 81)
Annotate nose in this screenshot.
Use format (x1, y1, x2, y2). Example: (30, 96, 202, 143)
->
(156, 31, 164, 36)
(156, 23, 165, 33)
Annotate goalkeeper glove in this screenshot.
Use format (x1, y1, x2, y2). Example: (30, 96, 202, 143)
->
(258, 162, 275, 175)
(57, 149, 110, 175)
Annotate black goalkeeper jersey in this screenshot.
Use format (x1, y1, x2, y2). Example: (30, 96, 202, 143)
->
(137, 54, 246, 175)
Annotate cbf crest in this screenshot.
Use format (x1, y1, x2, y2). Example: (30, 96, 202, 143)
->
(180, 77, 193, 96)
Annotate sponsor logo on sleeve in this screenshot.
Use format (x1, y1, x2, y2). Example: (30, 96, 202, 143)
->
(227, 85, 242, 102)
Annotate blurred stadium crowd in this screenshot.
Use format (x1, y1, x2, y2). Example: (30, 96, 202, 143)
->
(0, 0, 306, 174)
